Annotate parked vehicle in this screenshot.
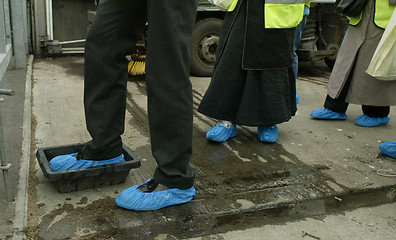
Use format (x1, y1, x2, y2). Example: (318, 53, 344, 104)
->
(51, 0, 349, 76)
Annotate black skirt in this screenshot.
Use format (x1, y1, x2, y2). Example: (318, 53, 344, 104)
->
(197, 0, 297, 127)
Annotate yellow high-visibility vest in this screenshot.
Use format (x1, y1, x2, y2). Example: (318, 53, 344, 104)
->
(227, 0, 239, 11)
(349, 0, 395, 29)
(264, 0, 306, 28)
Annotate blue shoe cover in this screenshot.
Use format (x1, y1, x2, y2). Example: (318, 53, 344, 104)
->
(355, 114, 390, 127)
(296, 93, 300, 104)
(206, 121, 237, 142)
(258, 125, 279, 143)
(115, 179, 196, 211)
(310, 108, 347, 120)
(379, 142, 396, 158)
(49, 153, 125, 171)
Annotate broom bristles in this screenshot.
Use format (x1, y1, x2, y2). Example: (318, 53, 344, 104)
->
(128, 59, 146, 76)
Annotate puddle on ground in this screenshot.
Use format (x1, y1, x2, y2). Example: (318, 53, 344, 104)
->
(30, 188, 395, 239)
(126, 81, 345, 212)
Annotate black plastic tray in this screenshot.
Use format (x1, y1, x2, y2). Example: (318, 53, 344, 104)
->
(36, 143, 140, 193)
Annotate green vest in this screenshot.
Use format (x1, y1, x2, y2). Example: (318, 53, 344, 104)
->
(227, 0, 239, 11)
(349, 0, 395, 29)
(228, 0, 305, 28)
(264, 0, 306, 28)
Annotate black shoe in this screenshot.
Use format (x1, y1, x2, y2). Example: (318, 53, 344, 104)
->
(138, 179, 170, 192)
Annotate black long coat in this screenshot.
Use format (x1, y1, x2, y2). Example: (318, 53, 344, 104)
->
(216, 0, 296, 70)
(198, 0, 297, 126)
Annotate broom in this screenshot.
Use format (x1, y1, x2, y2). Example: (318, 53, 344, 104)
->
(128, 53, 146, 76)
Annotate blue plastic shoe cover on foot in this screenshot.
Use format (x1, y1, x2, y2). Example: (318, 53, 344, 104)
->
(258, 125, 278, 143)
(379, 142, 396, 158)
(355, 114, 390, 127)
(49, 153, 125, 171)
(310, 108, 347, 120)
(115, 179, 196, 211)
(296, 93, 300, 104)
(206, 120, 237, 142)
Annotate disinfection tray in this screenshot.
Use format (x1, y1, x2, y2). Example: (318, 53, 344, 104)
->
(36, 143, 140, 193)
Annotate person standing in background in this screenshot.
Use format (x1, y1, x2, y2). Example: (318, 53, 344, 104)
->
(310, 0, 396, 127)
(198, 0, 306, 143)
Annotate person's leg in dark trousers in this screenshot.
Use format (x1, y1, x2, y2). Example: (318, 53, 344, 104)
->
(84, 0, 197, 187)
(48, 0, 197, 210)
(355, 105, 391, 127)
(146, 0, 197, 189)
(362, 105, 390, 118)
(83, 0, 147, 160)
(48, 0, 148, 171)
(115, 0, 198, 211)
(323, 74, 352, 114)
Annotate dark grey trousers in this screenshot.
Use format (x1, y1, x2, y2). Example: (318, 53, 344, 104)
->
(82, 0, 197, 189)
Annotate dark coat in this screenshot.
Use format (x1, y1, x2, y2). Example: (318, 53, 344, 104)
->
(198, 0, 297, 126)
(215, 0, 296, 70)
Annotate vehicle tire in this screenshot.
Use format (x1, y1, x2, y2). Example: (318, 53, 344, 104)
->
(190, 18, 223, 77)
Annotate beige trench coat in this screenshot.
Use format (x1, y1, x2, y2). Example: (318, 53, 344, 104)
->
(327, 0, 396, 106)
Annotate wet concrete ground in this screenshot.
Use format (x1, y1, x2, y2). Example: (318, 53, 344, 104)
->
(21, 56, 396, 239)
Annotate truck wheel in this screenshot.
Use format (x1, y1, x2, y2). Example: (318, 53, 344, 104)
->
(190, 18, 223, 77)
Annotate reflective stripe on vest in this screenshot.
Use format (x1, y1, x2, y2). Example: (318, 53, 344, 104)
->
(265, 0, 306, 28)
(227, 0, 239, 11)
(349, 0, 395, 29)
